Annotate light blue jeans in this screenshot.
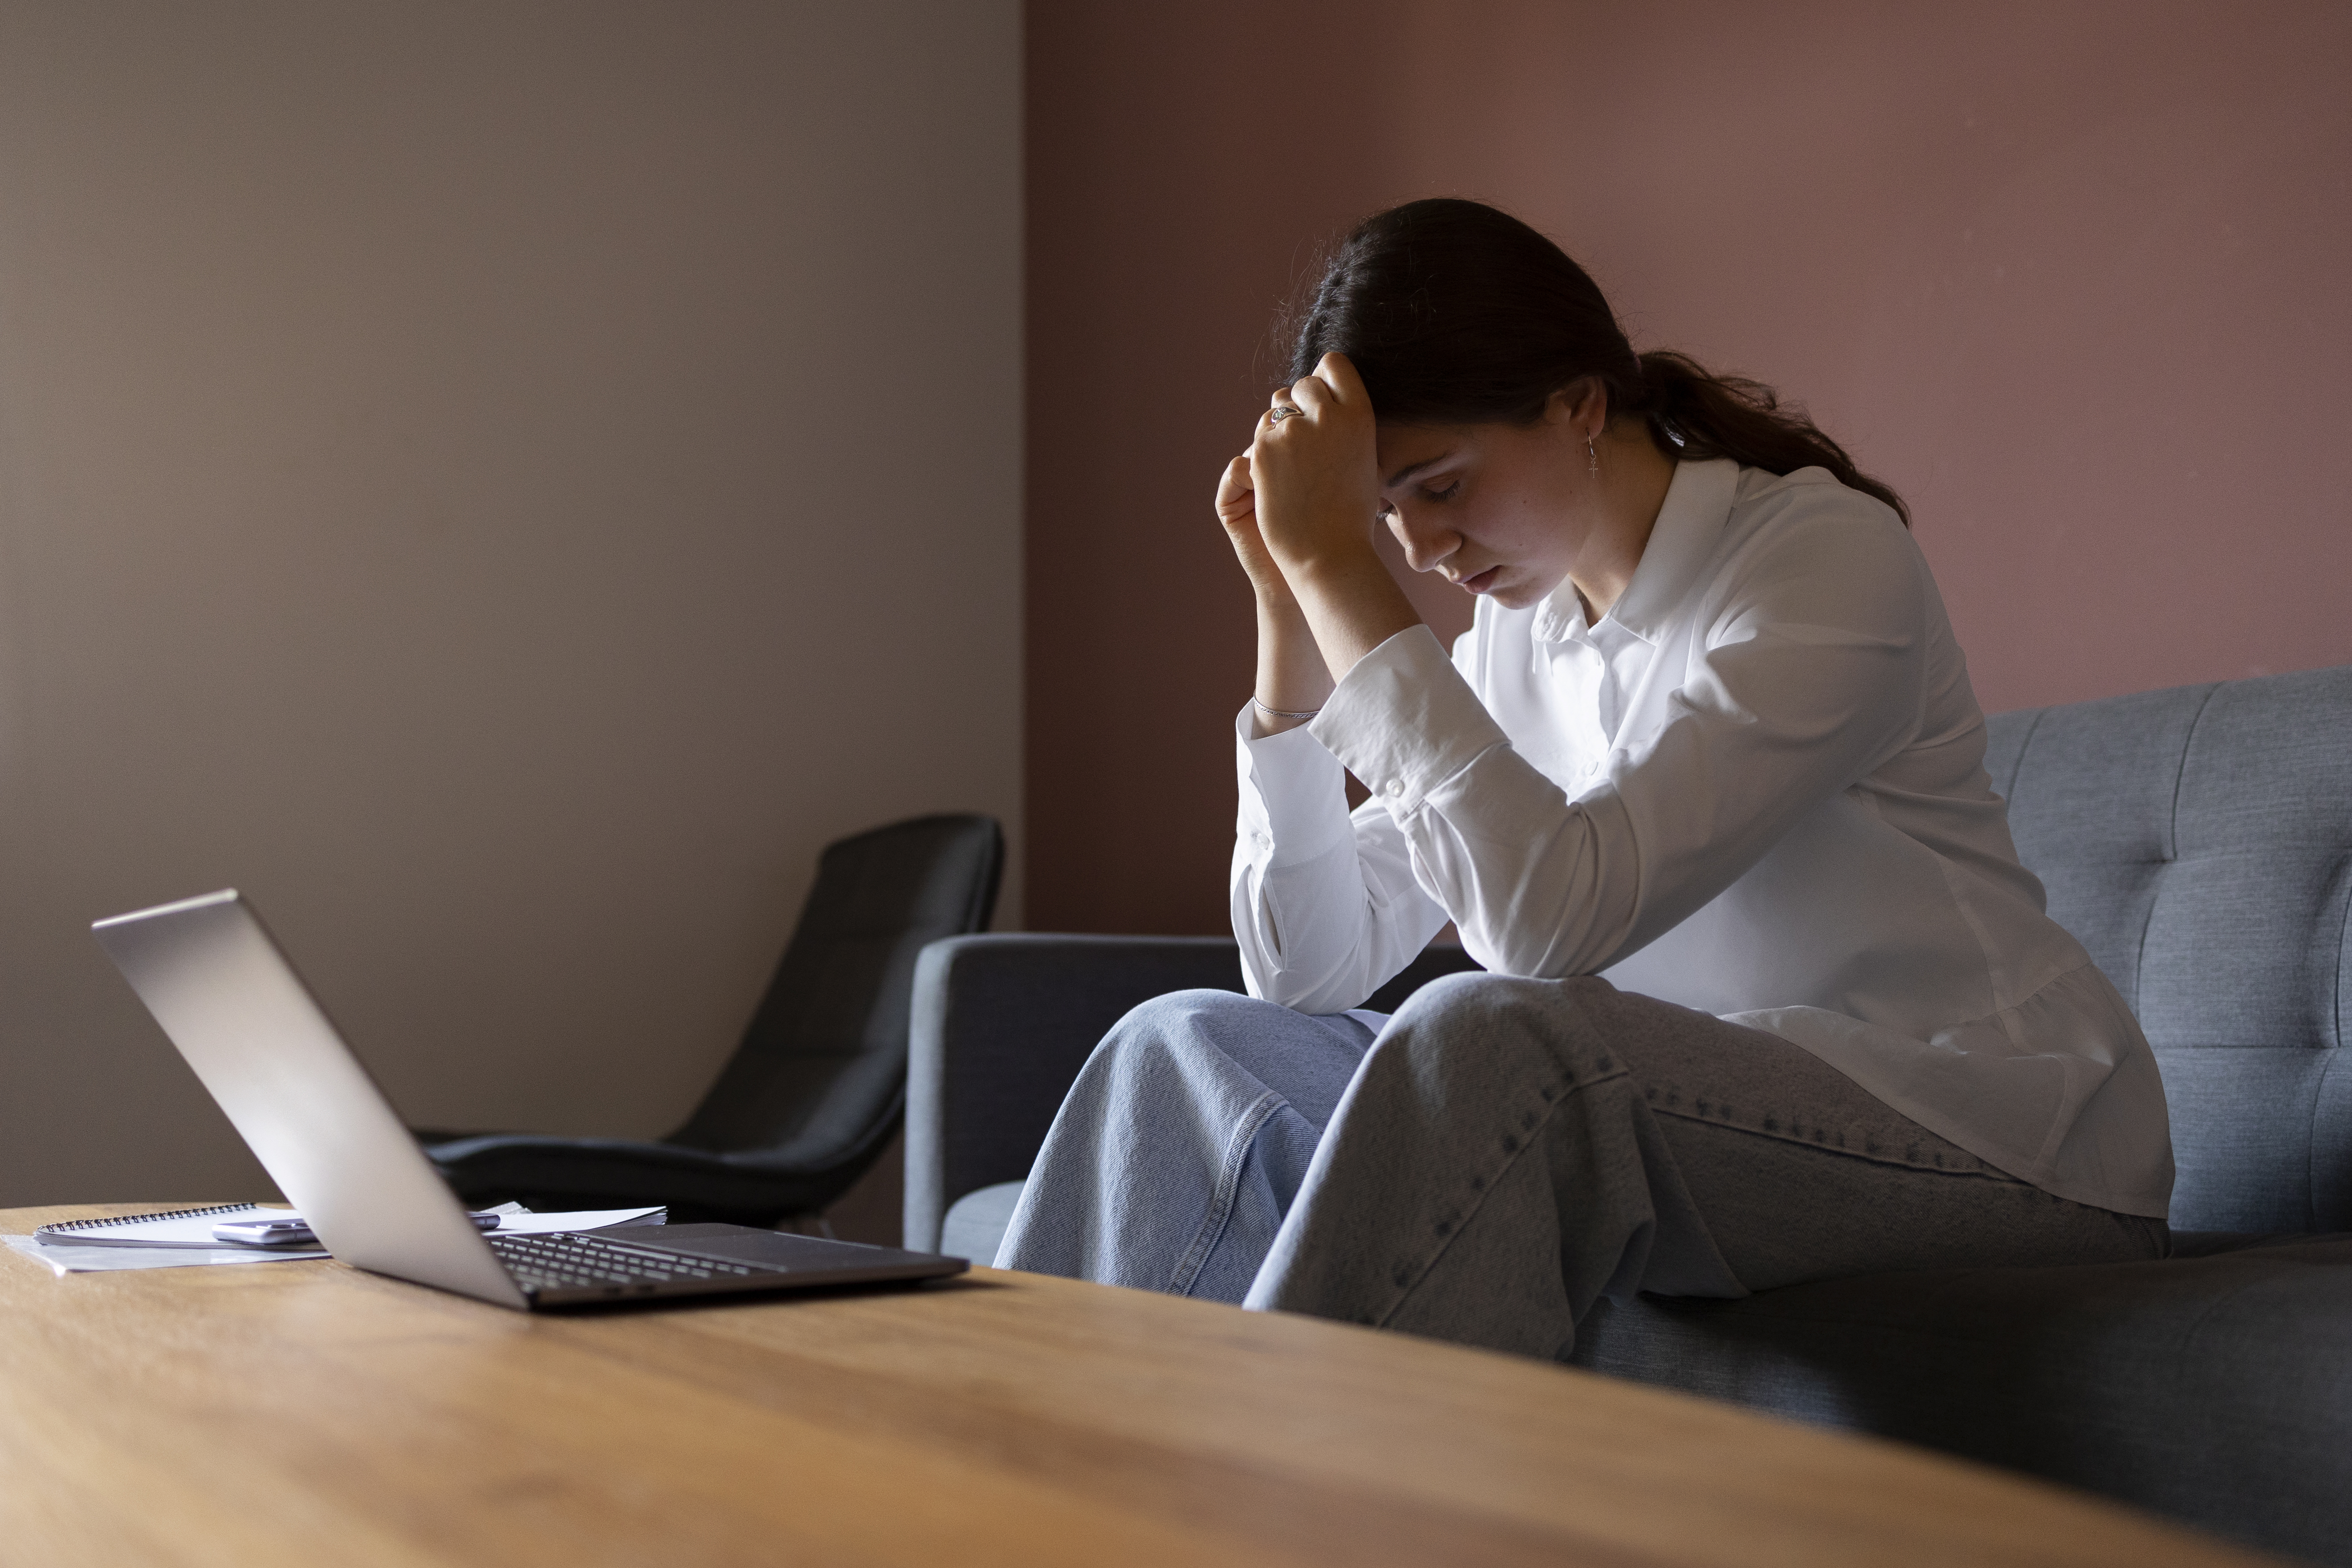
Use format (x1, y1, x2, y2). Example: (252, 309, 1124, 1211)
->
(995, 973, 2167, 1360)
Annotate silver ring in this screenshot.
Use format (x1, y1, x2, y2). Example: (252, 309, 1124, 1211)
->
(1267, 404, 1302, 424)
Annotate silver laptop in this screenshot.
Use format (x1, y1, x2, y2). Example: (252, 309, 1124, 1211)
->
(92, 890, 967, 1310)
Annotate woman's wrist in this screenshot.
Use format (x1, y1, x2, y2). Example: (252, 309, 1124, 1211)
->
(1250, 561, 1335, 737)
(1279, 550, 1420, 686)
(1271, 539, 1386, 597)
(1250, 573, 1305, 616)
(1246, 700, 1320, 739)
(1250, 646, 1332, 737)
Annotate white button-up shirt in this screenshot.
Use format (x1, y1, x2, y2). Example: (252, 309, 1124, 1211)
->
(1230, 458, 2173, 1218)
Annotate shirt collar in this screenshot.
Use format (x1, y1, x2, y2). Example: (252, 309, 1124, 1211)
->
(1530, 458, 1738, 645)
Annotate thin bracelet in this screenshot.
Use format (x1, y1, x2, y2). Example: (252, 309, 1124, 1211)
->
(1253, 697, 1323, 721)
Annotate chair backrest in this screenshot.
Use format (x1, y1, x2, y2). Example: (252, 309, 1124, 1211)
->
(668, 813, 1002, 1164)
(1985, 666, 2352, 1231)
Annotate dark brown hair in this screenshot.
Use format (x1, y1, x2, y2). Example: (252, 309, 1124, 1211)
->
(1284, 198, 1909, 525)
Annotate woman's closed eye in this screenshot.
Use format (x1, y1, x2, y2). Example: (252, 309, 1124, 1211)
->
(1379, 479, 1462, 526)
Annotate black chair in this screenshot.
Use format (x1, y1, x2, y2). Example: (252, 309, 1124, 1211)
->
(423, 813, 1003, 1227)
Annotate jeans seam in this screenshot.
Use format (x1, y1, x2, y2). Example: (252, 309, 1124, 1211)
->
(1168, 1088, 1287, 1297)
(1644, 1102, 2007, 1178)
(1369, 1064, 1608, 1329)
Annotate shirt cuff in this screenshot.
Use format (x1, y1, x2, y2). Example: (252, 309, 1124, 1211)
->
(1310, 624, 1509, 815)
(1233, 702, 1353, 867)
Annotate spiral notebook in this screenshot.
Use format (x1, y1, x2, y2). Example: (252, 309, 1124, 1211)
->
(35, 1203, 314, 1251)
(33, 1202, 668, 1252)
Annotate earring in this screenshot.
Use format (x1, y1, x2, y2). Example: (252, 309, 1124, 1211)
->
(1587, 436, 1599, 475)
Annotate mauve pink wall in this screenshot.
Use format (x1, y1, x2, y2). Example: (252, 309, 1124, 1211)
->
(1027, 0, 2352, 935)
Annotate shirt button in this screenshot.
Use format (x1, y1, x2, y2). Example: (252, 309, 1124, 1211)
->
(1383, 780, 1406, 798)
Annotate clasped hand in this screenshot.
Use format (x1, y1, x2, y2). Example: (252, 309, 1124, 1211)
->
(1215, 352, 1421, 694)
(1215, 353, 1385, 601)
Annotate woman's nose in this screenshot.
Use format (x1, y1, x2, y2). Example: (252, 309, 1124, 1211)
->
(1388, 510, 1454, 574)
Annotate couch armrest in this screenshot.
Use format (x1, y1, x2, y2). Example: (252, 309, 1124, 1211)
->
(904, 934, 1246, 1251)
(902, 933, 1485, 1251)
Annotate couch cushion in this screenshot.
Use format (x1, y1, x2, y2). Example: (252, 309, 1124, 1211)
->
(2153, 1048, 2352, 1232)
(1569, 1235, 2352, 1566)
(940, 1179, 1024, 1265)
(1989, 683, 2210, 1015)
(1988, 665, 2352, 1231)
(2145, 670, 2352, 1056)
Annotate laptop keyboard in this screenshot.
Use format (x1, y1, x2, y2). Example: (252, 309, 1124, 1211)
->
(487, 1231, 769, 1295)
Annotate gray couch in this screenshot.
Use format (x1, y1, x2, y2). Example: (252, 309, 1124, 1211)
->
(905, 666, 2352, 1565)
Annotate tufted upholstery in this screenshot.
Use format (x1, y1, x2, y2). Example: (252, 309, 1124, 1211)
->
(1565, 666, 2352, 1564)
(1985, 665, 2352, 1232)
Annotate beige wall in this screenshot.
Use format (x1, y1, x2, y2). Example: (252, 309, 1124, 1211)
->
(0, 2, 1023, 1211)
(1025, 0, 2352, 935)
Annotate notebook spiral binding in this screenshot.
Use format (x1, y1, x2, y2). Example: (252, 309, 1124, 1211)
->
(35, 1203, 260, 1238)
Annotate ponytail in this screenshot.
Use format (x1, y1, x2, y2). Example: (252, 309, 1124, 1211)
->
(1632, 351, 1908, 526)
(1288, 199, 1910, 527)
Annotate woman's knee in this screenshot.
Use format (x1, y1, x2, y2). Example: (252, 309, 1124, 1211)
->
(1093, 987, 1372, 1114)
(1091, 987, 1292, 1071)
(1384, 970, 1607, 1032)
(1367, 971, 1630, 1093)
(1108, 987, 1284, 1041)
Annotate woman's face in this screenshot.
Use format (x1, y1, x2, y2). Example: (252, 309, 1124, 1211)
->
(1373, 407, 1593, 612)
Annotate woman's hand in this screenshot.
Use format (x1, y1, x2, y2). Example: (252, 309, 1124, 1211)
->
(1241, 353, 1421, 689)
(1219, 443, 1334, 731)
(1249, 353, 1384, 579)
(1217, 351, 1419, 718)
(1215, 452, 1291, 604)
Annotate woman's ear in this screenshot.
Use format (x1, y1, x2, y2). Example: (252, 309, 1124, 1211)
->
(1547, 377, 1609, 440)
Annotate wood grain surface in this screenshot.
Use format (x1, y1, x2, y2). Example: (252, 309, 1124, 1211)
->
(0, 1204, 2281, 1568)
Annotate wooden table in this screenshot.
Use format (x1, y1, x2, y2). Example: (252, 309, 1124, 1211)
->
(0, 1204, 2279, 1568)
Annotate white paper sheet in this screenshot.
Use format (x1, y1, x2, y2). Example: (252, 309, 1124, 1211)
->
(483, 1205, 665, 1236)
(2, 1234, 324, 1273)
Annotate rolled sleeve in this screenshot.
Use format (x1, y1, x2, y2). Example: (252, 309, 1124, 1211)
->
(1306, 625, 1643, 980)
(1233, 703, 1355, 868)
(1229, 695, 1449, 1012)
(1310, 626, 1509, 816)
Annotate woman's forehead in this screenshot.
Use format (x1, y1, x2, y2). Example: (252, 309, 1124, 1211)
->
(1375, 424, 1477, 486)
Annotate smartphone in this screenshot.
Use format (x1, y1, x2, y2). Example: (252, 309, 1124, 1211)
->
(212, 1211, 503, 1246)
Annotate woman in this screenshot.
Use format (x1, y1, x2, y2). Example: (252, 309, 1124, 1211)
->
(996, 198, 2171, 1359)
